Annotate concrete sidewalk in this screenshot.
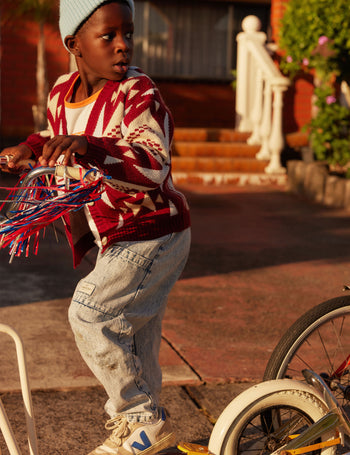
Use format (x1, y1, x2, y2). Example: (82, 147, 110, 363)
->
(1, 178, 350, 453)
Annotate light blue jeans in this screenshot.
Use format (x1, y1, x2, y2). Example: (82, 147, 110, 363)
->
(68, 228, 191, 423)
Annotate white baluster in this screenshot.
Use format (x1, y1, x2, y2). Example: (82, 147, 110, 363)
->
(235, 32, 250, 131)
(235, 16, 263, 132)
(256, 80, 272, 160)
(247, 67, 263, 144)
(265, 83, 289, 174)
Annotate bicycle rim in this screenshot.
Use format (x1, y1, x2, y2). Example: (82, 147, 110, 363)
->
(264, 295, 350, 408)
(219, 389, 333, 455)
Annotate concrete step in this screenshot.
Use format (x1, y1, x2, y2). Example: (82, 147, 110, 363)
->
(171, 128, 307, 186)
(173, 141, 260, 158)
(172, 156, 268, 173)
(174, 128, 308, 146)
(173, 128, 250, 143)
(172, 171, 288, 186)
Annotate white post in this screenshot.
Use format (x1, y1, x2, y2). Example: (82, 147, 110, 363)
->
(265, 84, 288, 174)
(247, 67, 263, 144)
(235, 32, 250, 131)
(235, 16, 264, 132)
(256, 80, 272, 160)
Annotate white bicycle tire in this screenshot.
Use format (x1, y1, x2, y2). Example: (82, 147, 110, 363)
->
(208, 379, 336, 455)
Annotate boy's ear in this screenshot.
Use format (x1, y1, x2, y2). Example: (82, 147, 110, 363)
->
(65, 35, 81, 56)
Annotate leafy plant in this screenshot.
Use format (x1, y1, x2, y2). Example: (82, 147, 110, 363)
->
(308, 85, 350, 166)
(278, 0, 350, 83)
(277, 0, 350, 169)
(231, 69, 237, 91)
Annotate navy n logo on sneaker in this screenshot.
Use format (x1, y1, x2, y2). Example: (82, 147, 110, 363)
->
(131, 431, 152, 451)
(88, 410, 174, 455)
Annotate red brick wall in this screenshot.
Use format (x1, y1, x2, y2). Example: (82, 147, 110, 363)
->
(283, 73, 313, 133)
(0, 7, 70, 140)
(156, 81, 236, 128)
(270, 0, 288, 42)
(271, 0, 313, 132)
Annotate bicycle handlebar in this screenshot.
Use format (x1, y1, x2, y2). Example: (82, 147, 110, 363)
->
(4, 165, 97, 217)
(16, 165, 96, 188)
(0, 156, 94, 183)
(0, 155, 11, 165)
(55, 165, 95, 182)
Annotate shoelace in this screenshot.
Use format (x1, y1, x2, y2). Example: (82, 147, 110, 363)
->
(105, 415, 131, 446)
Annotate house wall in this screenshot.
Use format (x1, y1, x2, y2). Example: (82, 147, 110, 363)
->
(0, 16, 235, 143)
(270, 0, 288, 42)
(0, 0, 311, 144)
(283, 74, 313, 133)
(156, 80, 236, 128)
(0, 7, 70, 143)
(0, 18, 236, 143)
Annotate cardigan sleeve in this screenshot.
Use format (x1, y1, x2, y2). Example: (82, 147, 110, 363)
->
(75, 76, 174, 192)
(21, 131, 51, 160)
(21, 73, 77, 159)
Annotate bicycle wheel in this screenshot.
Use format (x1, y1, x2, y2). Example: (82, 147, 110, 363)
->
(263, 295, 350, 408)
(209, 380, 335, 455)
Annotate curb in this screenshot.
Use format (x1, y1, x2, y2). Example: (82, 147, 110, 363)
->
(287, 160, 350, 209)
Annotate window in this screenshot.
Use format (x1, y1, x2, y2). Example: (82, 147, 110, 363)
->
(133, 1, 270, 81)
(133, 0, 233, 80)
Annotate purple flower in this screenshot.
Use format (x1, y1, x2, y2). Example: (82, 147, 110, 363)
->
(286, 55, 293, 63)
(326, 95, 336, 104)
(318, 35, 329, 46)
(302, 58, 309, 66)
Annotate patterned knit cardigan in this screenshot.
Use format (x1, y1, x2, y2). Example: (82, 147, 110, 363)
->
(24, 68, 191, 267)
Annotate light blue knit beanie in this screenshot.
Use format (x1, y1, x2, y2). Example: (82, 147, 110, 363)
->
(59, 0, 135, 48)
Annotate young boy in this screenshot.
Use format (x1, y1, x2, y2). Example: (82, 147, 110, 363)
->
(0, 1, 191, 454)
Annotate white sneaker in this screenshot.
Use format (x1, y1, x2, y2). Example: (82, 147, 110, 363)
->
(88, 408, 175, 455)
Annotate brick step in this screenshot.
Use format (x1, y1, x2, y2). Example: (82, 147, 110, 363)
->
(174, 128, 309, 147)
(174, 128, 250, 143)
(171, 128, 307, 186)
(172, 171, 287, 186)
(172, 156, 268, 173)
(173, 141, 260, 158)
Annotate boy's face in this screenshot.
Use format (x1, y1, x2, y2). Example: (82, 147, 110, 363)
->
(72, 2, 134, 85)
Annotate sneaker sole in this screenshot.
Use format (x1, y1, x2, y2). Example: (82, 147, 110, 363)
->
(138, 432, 176, 455)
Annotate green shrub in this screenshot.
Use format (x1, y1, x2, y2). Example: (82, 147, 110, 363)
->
(279, 0, 350, 82)
(309, 86, 350, 166)
(278, 0, 350, 169)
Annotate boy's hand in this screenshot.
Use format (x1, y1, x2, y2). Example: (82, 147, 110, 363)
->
(39, 135, 88, 167)
(0, 144, 36, 173)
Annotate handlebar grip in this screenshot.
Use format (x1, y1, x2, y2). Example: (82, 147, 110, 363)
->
(55, 165, 95, 182)
(0, 155, 36, 170)
(0, 155, 11, 164)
